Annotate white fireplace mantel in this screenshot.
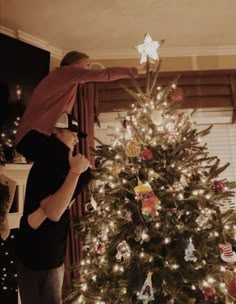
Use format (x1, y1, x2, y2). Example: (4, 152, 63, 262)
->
(3, 164, 32, 229)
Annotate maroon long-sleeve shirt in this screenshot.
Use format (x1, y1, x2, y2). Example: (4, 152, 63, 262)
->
(15, 65, 138, 145)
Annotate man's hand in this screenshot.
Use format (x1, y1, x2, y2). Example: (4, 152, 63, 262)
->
(68, 150, 90, 175)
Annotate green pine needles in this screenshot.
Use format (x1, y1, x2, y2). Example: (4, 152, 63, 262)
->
(69, 59, 236, 304)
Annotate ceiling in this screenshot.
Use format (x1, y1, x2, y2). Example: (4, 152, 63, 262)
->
(1, 0, 236, 59)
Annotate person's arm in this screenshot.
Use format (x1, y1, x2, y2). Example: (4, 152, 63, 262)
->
(28, 166, 93, 229)
(39, 169, 81, 222)
(27, 151, 90, 229)
(27, 207, 47, 230)
(27, 170, 80, 229)
(62, 64, 152, 84)
(40, 151, 89, 221)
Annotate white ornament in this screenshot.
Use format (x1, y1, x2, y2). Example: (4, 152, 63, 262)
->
(196, 214, 212, 228)
(138, 272, 155, 302)
(90, 196, 97, 210)
(150, 109, 163, 126)
(219, 242, 236, 265)
(184, 239, 197, 262)
(116, 241, 131, 262)
(136, 33, 163, 64)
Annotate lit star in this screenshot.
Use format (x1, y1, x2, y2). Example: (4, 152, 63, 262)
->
(136, 34, 164, 64)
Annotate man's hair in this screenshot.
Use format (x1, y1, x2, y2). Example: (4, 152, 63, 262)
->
(60, 51, 89, 67)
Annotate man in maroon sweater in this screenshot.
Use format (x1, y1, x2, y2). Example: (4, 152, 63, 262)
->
(15, 51, 147, 155)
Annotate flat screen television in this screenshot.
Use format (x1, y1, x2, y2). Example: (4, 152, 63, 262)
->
(0, 33, 50, 160)
(0, 33, 50, 125)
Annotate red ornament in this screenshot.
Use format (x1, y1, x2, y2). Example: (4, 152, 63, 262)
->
(95, 243, 106, 255)
(202, 286, 217, 302)
(170, 87, 184, 102)
(141, 191, 159, 218)
(212, 180, 224, 192)
(227, 279, 236, 297)
(141, 148, 153, 160)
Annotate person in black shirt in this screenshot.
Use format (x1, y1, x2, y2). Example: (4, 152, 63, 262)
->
(16, 113, 92, 304)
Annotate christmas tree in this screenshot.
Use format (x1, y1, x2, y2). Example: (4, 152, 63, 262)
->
(0, 84, 25, 162)
(69, 35, 236, 304)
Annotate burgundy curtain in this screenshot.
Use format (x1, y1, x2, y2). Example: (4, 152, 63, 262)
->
(63, 83, 98, 291)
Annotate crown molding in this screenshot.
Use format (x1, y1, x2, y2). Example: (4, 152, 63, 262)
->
(2, 25, 236, 60)
(89, 45, 236, 60)
(0, 25, 16, 38)
(0, 25, 63, 59)
(161, 46, 236, 57)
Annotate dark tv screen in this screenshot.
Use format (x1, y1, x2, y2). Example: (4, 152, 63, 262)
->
(0, 33, 50, 125)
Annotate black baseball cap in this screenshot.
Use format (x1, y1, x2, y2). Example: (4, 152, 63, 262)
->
(55, 113, 87, 138)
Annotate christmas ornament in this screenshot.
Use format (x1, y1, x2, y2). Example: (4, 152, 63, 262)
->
(141, 148, 153, 161)
(85, 202, 94, 212)
(196, 214, 212, 229)
(125, 140, 141, 157)
(90, 196, 98, 210)
(111, 162, 121, 175)
(116, 240, 131, 262)
(134, 181, 159, 221)
(123, 119, 134, 140)
(202, 286, 217, 302)
(227, 278, 236, 297)
(162, 280, 169, 296)
(150, 109, 163, 126)
(98, 228, 108, 242)
(85, 196, 97, 212)
(224, 270, 234, 282)
(136, 33, 163, 64)
(212, 180, 224, 192)
(138, 272, 155, 302)
(172, 182, 184, 192)
(219, 242, 236, 265)
(94, 242, 106, 255)
(141, 191, 159, 221)
(170, 87, 183, 102)
(184, 239, 197, 262)
(134, 181, 153, 194)
(165, 119, 176, 132)
(134, 226, 150, 244)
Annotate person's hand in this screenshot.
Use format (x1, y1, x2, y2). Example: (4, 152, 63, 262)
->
(68, 150, 90, 175)
(135, 62, 157, 75)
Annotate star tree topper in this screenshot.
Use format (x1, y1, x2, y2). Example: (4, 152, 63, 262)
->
(136, 33, 164, 64)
